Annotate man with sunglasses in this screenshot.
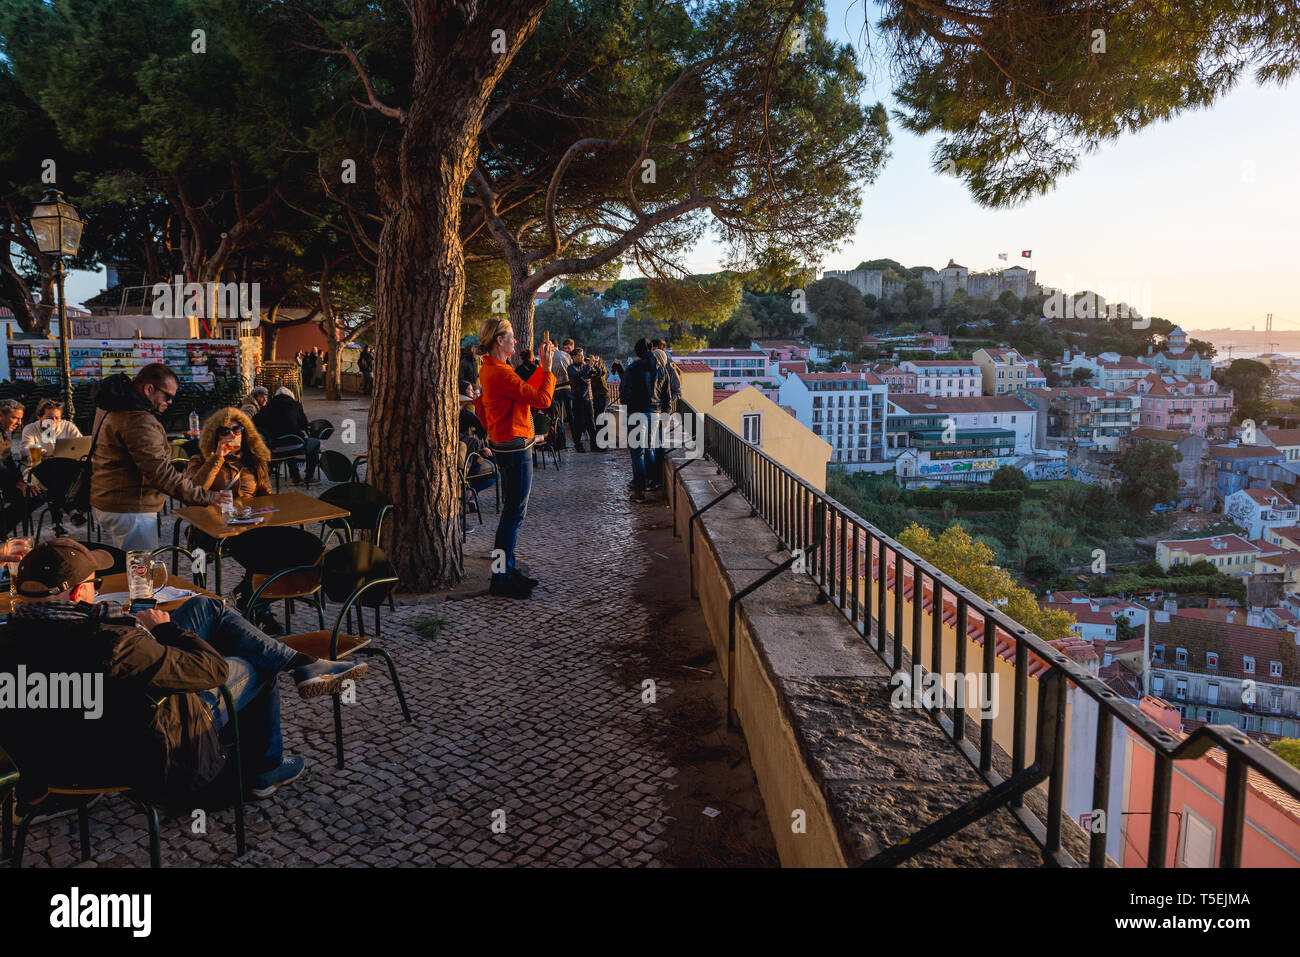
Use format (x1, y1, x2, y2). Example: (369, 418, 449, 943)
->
(90, 363, 232, 551)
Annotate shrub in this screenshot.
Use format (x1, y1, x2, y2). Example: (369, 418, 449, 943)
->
(904, 488, 1022, 511)
(878, 483, 901, 505)
(989, 465, 1030, 493)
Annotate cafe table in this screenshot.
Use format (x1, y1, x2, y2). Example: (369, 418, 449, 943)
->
(170, 491, 351, 594)
(0, 570, 222, 616)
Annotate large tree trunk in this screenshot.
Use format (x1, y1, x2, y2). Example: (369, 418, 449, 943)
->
(509, 279, 537, 354)
(369, 0, 550, 591)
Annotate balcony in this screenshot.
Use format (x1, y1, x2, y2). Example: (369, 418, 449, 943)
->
(673, 398, 1300, 867)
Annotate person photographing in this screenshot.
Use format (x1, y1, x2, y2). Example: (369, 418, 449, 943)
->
(474, 318, 555, 598)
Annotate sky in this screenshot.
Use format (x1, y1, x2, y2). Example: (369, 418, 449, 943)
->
(60, 0, 1300, 334)
(684, 0, 1300, 334)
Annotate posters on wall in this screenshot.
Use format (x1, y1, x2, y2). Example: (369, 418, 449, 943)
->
(6, 339, 240, 385)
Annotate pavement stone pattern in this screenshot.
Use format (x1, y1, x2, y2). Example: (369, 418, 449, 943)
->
(13, 389, 777, 867)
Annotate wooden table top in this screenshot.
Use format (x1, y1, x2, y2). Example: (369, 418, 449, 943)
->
(173, 491, 351, 540)
(0, 571, 221, 615)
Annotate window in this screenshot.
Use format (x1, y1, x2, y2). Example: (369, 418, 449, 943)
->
(1207, 652, 1218, 669)
(741, 413, 762, 446)
(1175, 678, 1187, 699)
(1271, 692, 1283, 713)
(1244, 657, 1255, 674)
(1270, 661, 1282, 678)
(1239, 714, 1252, 731)
(1207, 683, 1219, 705)
(1153, 645, 1165, 663)
(1175, 648, 1187, 665)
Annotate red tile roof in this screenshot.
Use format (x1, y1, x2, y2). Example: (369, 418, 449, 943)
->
(1236, 487, 1295, 507)
(1099, 661, 1142, 699)
(675, 361, 713, 374)
(1157, 534, 1257, 556)
(797, 372, 884, 385)
(1264, 428, 1300, 447)
(1040, 601, 1121, 628)
(1208, 445, 1284, 460)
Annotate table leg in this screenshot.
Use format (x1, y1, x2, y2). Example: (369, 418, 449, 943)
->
(215, 539, 224, 595)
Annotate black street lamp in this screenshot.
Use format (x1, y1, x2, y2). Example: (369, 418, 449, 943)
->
(28, 189, 85, 417)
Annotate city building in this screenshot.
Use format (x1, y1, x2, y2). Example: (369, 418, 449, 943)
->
(1140, 326, 1213, 378)
(777, 370, 888, 468)
(1149, 613, 1300, 740)
(1156, 534, 1262, 576)
(1260, 428, 1300, 462)
(1223, 488, 1300, 540)
(710, 386, 832, 491)
(1024, 387, 1140, 452)
(1024, 364, 1047, 389)
(886, 394, 1034, 485)
(1126, 373, 1232, 439)
(1207, 444, 1287, 500)
(972, 347, 1030, 396)
(674, 348, 778, 389)
(867, 364, 916, 394)
(897, 359, 980, 398)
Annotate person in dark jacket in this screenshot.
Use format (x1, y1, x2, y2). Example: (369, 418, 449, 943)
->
(0, 398, 37, 534)
(357, 345, 375, 395)
(567, 347, 598, 452)
(301, 350, 317, 391)
(514, 348, 538, 383)
(620, 339, 671, 503)
(0, 539, 365, 808)
(253, 387, 320, 484)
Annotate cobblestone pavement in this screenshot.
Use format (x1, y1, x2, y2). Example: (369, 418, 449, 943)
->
(14, 389, 778, 867)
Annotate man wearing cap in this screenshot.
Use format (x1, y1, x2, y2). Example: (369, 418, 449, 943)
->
(0, 538, 366, 806)
(241, 385, 269, 419)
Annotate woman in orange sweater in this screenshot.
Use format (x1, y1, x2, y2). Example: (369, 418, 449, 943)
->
(474, 317, 556, 598)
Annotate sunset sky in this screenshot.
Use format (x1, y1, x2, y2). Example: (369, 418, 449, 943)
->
(61, 0, 1300, 335)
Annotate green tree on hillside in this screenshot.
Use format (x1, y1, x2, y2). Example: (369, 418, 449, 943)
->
(1116, 441, 1181, 512)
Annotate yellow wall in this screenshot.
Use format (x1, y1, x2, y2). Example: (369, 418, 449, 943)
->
(1156, 542, 1259, 576)
(973, 348, 1026, 396)
(711, 386, 832, 491)
(678, 369, 714, 416)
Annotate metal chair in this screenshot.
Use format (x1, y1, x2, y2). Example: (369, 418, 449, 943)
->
(317, 482, 394, 551)
(459, 441, 499, 530)
(268, 434, 308, 492)
(531, 412, 561, 470)
(307, 418, 335, 441)
(151, 544, 209, 590)
(7, 685, 246, 868)
(250, 542, 410, 769)
(29, 458, 82, 539)
(319, 450, 355, 484)
(224, 526, 327, 632)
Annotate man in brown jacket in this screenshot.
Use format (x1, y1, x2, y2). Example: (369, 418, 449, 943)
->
(90, 363, 233, 550)
(0, 539, 366, 811)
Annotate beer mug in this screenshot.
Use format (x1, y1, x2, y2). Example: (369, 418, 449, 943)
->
(126, 550, 167, 600)
(27, 444, 43, 465)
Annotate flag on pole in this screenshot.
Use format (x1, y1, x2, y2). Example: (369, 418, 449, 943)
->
(1021, 249, 1032, 258)
(997, 253, 1008, 261)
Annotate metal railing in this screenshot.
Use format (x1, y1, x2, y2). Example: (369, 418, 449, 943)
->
(675, 398, 1300, 868)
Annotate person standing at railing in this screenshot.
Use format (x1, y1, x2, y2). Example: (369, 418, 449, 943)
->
(475, 317, 556, 599)
(621, 338, 671, 504)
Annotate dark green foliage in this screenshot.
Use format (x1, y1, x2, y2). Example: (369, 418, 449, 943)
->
(989, 465, 1030, 493)
(904, 488, 1022, 511)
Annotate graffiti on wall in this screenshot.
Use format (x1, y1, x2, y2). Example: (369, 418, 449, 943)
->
(918, 459, 998, 475)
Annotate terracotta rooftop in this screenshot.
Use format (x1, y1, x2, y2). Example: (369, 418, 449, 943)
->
(1207, 445, 1284, 460)
(1236, 488, 1295, 507)
(797, 372, 884, 385)
(1151, 616, 1300, 683)
(1264, 428, 1300, 447)
(1099, 661, 1143, 699)
(1156, 534, 1257, 556)
(674, 361, 713, 374)
(889, 394, 1033, 415)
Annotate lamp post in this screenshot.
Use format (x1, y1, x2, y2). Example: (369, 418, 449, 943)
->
(28, 189, 85, 418)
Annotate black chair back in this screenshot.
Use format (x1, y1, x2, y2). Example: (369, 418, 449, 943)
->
(92, 544, 128, 577)
(224, 526, 326, 575)
(321, 541, 396, 607)
(318, 482, 393, 534)
(319, 450, 354, 483)
(307, 418, 335, 440)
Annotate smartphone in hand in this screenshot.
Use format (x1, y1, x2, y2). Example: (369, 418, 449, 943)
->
(129, 598, 157, 613)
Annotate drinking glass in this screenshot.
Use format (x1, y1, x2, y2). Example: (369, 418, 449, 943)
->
(126, 550, 167, 600)
(5, 537, 32, 597)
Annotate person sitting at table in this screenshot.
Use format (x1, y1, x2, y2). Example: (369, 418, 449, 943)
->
(253, 387, 320, 486)
(0, 398, 38, 534)
(0, 538, 367, 811)
(240, 385, 269, 420)
(19, 398, 83, 456)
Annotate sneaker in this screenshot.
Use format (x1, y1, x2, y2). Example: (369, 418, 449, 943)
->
(293, 659, 369, 699)
(489, 575, 533, 599)
(630, 491, 647, 503)
(250, 756, 306, 799)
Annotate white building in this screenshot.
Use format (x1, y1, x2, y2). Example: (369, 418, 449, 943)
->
(673, 348, 778, 388)
(898, 359, 980, 398)
(1223, 488, 1300, 541)
(886, 394, 1036, 485)
(777, 370, 889, 468)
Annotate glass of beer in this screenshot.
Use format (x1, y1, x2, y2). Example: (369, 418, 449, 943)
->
(5, 537, 32, 596)
(126, 550, 167, 600)
(27, 444, 43, 466)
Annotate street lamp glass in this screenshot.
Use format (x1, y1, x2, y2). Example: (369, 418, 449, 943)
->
(29, 192, 84, 257)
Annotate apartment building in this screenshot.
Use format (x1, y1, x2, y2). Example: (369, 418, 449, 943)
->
(1156, 534, 1262, 576)
(1149, 614, 1300, 739)
(1224, 488, 1300, 540)
(1023, 386, 1140, 452)
(897, 359, 980, 397)
(1207, 444, 1287, 500)
(1127, 373, 1233, 439)
(1261, 428, 1300, 462)
(1140, 326, 1214, 378)
(674, 348, 777, 388)
(777, 370, 889, 468)
(972, 347, 1030, 396)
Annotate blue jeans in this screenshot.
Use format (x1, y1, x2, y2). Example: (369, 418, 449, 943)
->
(92, 508, 159, 551)
(492, 447, 533, 582)
(181, 597, 296, 783)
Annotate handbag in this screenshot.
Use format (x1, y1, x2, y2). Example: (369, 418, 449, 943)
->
(65, 412, 108, 522)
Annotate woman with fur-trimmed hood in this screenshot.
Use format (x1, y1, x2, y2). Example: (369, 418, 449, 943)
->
(183, 406, 274, 500)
